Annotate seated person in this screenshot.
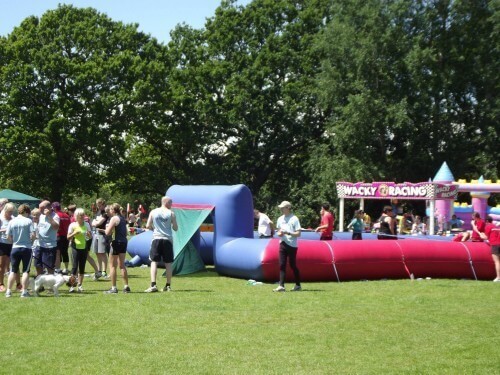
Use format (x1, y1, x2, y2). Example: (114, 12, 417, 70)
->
(448, 214, 464, 231)
(453, 212, 485, 242)
(398, 213, 413, 234)
(411, 215, 427, 235)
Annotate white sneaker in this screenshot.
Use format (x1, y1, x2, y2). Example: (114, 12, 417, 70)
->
(77, 285, 84, 293)
(5, 290, 12, 298)
(145, 285, 158, 293)
(69, 286, 75, 293)
(291, 285, 302, 291)
(273, 286, 286, 292)
(20, 291, 32, 298)
(494, 278, 500, 282)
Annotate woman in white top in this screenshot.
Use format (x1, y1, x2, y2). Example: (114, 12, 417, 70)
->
(411, 215, 427, 235)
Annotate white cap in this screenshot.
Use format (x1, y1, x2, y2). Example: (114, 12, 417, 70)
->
(278, 201, 292, 209)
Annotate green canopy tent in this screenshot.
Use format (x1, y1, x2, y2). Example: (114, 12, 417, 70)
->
(0, 189, 41, 209)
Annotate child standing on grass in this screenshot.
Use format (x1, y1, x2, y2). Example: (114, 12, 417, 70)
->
(347, 210, 364, 240)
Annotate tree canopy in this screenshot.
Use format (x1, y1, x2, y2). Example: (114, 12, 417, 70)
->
(0, 0, 497, 225)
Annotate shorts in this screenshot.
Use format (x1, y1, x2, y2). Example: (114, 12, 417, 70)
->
(93, 233, 108, 254)
(110, 240, 127, 256)
(39, 246, 57, 270)
(149, 239, 174, 263)
(10, 247, 32, 273)
(492, 245, 500, 256)
(0, 242, 13, 257)
(320, 235, 333, 241)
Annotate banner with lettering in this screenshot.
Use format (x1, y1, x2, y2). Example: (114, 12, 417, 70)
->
(336, 182, 458, 200)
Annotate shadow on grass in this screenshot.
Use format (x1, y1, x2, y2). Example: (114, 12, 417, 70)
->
(174, 269, 220, 279)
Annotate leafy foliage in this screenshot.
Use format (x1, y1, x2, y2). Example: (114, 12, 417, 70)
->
(0, 1, 497, 221)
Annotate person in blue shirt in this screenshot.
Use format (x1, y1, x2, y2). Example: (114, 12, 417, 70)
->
(347, 210, 364, 240)
(5, 204, 35, 298)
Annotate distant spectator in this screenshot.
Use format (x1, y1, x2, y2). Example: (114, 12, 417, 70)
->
(347, 210, 364, 240)
(377, 206, 397, 240)
(315, 203, 334, 241)
(460, 212, 486, 242)
(448, 214, 464, 231)
(411, 215, 427, 235)
(254, 209, 275, 238)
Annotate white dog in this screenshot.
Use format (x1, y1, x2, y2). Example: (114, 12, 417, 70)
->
(29, 274, 77, 297)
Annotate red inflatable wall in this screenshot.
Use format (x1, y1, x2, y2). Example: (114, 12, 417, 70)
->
(261, 239, 495, 282)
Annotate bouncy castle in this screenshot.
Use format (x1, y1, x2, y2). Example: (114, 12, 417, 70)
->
(127, 182, 496, 282)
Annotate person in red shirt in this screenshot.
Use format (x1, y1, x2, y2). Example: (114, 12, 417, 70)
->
(53, 202, 71, 274)
(315, 203, 335, 240)
(484, 216, 500, 282)
(461, 212, 486, 242)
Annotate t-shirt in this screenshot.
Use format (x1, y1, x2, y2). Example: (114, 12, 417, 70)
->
(349, 218, 364, 233)
(0, 213, 11, 244)
(485, 223, 500, 246)
(150, 207, 174, 241)
(55, 210, 71, 237)
(257, 213, 273, 236)
(277, 214, 301, 248)
(320, 211, 334, 238)
(94, 210, 109, 231)
(471, 218, 486, 241)
(6, 216, 34, 249)
(38, 213, 60, 248)
(449, 218, 463, 229)
(68, 222, 91, 250)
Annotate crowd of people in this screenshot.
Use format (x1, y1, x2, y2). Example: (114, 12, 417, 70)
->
(0, 196, 178, 297)
(2, 195, 499, 298)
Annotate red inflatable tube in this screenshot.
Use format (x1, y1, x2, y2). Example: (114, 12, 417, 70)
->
(261, 239, 495, 282)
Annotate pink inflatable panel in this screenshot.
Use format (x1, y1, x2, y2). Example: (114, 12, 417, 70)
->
(261, 238, 495, 282)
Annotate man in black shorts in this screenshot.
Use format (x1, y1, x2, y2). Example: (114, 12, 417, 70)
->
(144, 197, 178, 292)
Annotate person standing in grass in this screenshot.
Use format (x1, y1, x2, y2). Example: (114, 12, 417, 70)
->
(274, 201, 302, 292)
(347, 210, 364, 240)
(67, 208, 92, 293)
(91, 198, 109, 280)
(144, 196, 178, 293)
(484, 216, 500, 282)
(53, 202, 71, 274)
(38, 200, 60, 274)
(5, 204, 35, 298)
(0, 200, 14, 292)
(105, 203, 130, 294)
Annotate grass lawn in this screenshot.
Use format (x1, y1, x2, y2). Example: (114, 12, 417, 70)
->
(1, 262, 499, 374)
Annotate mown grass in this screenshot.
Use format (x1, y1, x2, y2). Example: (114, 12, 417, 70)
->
(1, 262, 499, 374)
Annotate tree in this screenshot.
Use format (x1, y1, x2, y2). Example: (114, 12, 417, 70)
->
(314, 0, 498, 189)
(201, 0, 332, 205)
(0, 5, 167, 201)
